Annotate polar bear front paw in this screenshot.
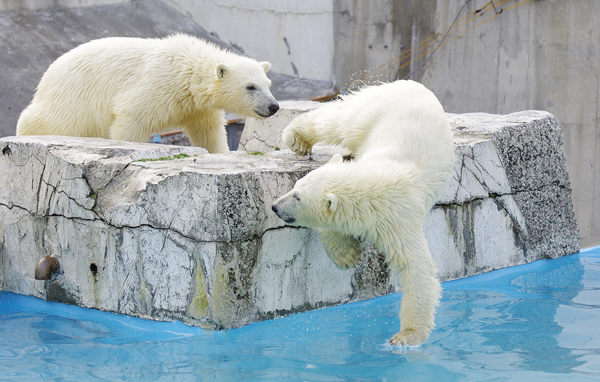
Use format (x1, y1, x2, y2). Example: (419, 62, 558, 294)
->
(283, 126, 313, 155)
(316, 229, 362, 269)
(389, 328, 430, 347)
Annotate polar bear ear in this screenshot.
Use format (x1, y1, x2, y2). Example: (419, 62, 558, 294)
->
(260, 61, 271, 73)
(326, 193, 338, 212)
(216, 63, 228, 79)
(328, 154, 343, 164)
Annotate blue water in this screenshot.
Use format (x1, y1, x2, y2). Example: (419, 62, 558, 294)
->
(2, 247, 600, 381)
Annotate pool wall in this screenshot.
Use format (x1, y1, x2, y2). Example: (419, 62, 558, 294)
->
(0, 108, 579, 329)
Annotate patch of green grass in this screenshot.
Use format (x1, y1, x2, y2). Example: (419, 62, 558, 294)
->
(274, 147, 280, 151)
(137, 153, 191, 162)
(247, 151, 263, 155)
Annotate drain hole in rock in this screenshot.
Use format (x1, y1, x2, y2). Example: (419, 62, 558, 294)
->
(90, 263, 98, 276)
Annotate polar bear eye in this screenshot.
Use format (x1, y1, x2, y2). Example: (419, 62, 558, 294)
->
(246, 84, 257, 91)
(293, 192, 301, 201)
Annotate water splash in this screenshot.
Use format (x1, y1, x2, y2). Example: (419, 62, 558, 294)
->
(339, 70, 386, 96)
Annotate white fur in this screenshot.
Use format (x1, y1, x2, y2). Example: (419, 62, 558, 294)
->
(16, 34, 279, 153)
(272, 80, 454, 347)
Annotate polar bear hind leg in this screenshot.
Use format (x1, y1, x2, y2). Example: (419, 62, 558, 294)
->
(108, 114, 151, 143)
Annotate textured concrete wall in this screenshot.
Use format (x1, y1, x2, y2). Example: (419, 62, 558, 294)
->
(163, 0, 335, 82)
(161, 0, 428, 86)
(323, 0, 600, 245)
(332, 0, 436, 88)
(0, 109, 579, 329)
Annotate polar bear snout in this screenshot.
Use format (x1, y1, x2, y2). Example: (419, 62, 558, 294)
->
(271, 200, 296, 224)
(255, 102, 279, 118)
(268, 102, 280, 115)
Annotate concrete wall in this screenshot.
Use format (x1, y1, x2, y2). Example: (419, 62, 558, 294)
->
(161, 0, 436, 87)
(332, 0, 436, 88)
(163, 0, 335, 82)
(333, 0, 600, 246)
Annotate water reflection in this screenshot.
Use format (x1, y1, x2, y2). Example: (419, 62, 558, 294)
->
(554, 255, 600, 376)
(430, 254, 591, 380)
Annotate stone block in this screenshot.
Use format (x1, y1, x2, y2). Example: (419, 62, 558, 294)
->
(0, 109, 579, 329)
(239, 100, 321, 153)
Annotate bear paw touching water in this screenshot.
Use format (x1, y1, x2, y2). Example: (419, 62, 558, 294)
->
(272, 80, 454, 347)
(16, 34, 279, 153)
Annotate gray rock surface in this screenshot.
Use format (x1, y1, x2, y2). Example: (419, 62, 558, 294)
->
(0, 109, 579, 329)
(446, 111, 579, 263)
(239, 101, 322, 153)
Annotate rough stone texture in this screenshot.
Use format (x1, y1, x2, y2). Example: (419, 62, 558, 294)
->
(239, 101, 321, 154)
(0, 110, 579, 329)
(427, 111, 579, 280)
(0, 136, 357, 328)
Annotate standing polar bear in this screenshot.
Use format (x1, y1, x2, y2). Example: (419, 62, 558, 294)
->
(16, 34, 279, 153)
(272, 80, 454, 346)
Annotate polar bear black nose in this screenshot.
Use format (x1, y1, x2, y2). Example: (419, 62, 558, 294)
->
(271, 204, 278, 213)
(268, 103, 279, 115)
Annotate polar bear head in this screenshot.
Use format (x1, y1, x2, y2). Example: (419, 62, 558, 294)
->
(272, 154, 416, 236)
(272, 154, 349, 229)
(211, 57, 279, 119)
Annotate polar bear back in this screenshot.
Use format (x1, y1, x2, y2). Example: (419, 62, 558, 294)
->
(287, 80, 454, 209)
(17, 35, 257, 139)
(341, 81, 452, 165)
(24, 38, 150, 137)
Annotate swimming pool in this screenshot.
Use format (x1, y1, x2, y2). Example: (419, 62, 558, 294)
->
(2, 246, 600, 381)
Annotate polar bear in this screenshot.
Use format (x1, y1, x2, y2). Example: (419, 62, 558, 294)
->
(16, 34, 279, 153)
(271, 80, 454, 346)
